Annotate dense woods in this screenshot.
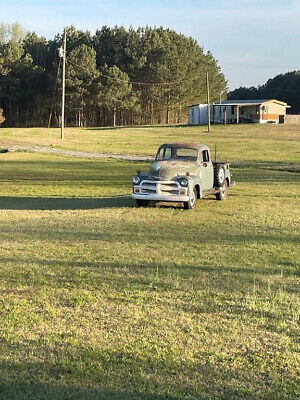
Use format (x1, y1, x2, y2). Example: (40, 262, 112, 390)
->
(0, 23, 227, 127)
(229, 71, 300, 114)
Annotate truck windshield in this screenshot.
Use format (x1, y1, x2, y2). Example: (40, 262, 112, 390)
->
(156, 147, 198, 161)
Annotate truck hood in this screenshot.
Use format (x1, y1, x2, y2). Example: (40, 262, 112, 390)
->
(149, 160, 198, 180)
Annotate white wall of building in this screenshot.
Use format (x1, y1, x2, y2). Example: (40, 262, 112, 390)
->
(188, 104, 212, 125)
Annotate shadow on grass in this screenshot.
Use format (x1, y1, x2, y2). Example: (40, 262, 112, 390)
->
(0, 378, 185, 400)
(0, 196, 134, 210)
(1, 253, 298, 300)
(0, 349, 296, 400)
(1, 255, 297, 280)
(0, 196, 193, 210)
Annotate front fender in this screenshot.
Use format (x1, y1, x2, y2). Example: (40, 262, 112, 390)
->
(176, 175, 202, 198)
(188, 175, 202, 197)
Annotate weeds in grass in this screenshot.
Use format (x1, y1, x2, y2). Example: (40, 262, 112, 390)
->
(0, 126, 299, 399)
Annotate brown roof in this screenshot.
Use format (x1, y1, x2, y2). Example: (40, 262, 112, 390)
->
(214, 99, 289, 107)
(190, 99, 290, 107)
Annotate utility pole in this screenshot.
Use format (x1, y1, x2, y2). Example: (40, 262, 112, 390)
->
(206, 71, 210, 132)
(60, 29, 67, 140)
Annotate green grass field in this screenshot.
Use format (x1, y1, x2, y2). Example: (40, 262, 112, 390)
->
(1, 123, 299, 163)
(0, 124, 299, 399)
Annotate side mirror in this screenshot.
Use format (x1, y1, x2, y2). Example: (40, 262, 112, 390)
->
(137, 170, 141, 175)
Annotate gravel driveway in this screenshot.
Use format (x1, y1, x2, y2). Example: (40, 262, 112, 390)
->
(8, 145, 153, 162)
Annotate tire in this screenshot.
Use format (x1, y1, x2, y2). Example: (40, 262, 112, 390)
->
(216, 180, 228, 201)
(214, 165, 225, 187)
(136, 199, 150, 207)
(184, 187, 197, 210)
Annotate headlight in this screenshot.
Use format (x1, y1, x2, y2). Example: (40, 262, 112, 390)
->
(132, 176, 141, 185)
(180, 178, 189, 187)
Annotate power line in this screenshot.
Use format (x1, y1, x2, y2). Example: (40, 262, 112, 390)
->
(68, 59, 206, 87)
(68, 59, 300, 90)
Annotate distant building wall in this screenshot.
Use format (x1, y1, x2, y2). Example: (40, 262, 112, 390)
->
(285, 115, 300, 124)
(266, 102, 287, 115)
(260, 102, 287, 123)
(189, 104, 210, 125)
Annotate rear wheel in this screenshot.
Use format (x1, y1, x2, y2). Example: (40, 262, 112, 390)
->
(136, 199, 150, 207)
(216, 181, 228, 200)
(184, 187, 197, 209)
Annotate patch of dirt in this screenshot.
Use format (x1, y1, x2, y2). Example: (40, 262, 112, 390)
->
(9, 145, 153, 162)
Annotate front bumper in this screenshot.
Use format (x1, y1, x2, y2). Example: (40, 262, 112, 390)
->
(132, 179, 189, 202)
(132, 193, 189, 202)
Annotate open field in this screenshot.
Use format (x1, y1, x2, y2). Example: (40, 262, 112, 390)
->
(1, 123, 300, 163)
(0, 125, 299, 399)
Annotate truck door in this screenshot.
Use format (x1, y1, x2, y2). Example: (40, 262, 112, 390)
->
(199, 150, 214, 191)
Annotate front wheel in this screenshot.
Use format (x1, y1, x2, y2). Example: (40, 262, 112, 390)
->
(184, 187, 197, 209)
(216, 181, 228, 201)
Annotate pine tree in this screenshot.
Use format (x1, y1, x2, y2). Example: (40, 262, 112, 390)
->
(0, 23, 228, 127)
(0, 22, 26, 44)
(64, 44, 99, 126)
(229, 70, 300, 113)
(98, 65, 138, 126)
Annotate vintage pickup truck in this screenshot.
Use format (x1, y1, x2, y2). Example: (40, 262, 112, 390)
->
(132, 142, 231, 209)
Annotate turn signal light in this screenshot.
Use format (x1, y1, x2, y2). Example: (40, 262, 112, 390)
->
(180, 190, 186, 195)
(135, 188, 140, 193)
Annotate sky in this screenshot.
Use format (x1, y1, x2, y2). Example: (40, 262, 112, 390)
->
(1, 0, 299, 89)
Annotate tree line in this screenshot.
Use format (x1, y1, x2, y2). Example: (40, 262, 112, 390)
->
(229, 70, 300, 114)
(0, 23, 227, 127)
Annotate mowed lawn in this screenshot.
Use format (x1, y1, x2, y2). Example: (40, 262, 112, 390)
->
(0, 125, 299, 399)
(0, 123, 299, 163)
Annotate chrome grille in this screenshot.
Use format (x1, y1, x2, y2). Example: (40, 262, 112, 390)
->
(141, 182, 157, 194)
(140, 180, 181, 195)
